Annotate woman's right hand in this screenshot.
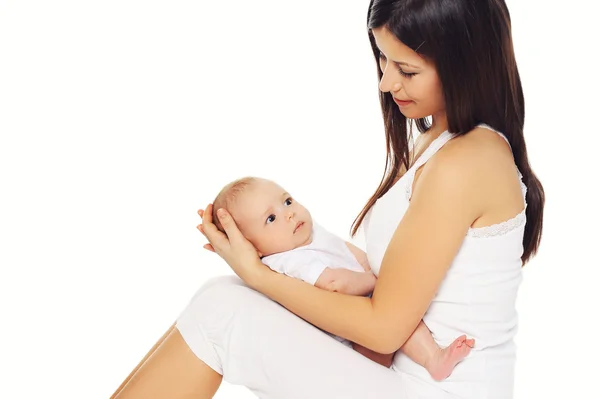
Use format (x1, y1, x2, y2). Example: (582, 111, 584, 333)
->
(197, 208, 215, 253)
(197, 204, 269, 286)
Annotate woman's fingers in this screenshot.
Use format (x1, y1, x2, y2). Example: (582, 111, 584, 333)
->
(197, 220, 215, 252)
(214, 208, 245, 243)
(203, 204, 213, 224)
(197, 206, 219, 254)
(202, 203, 228, 248)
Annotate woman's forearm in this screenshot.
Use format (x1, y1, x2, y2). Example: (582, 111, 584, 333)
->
(249, 266, 399, 354)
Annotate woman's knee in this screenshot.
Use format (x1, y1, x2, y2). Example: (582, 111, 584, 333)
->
(197, 274, 245, 292)
(187, 274, 263, 306)
(176, 275, 260, 373)
(179, 274, 279, 334)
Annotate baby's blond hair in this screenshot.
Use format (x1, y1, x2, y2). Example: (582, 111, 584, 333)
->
(212, 176, 259, 233)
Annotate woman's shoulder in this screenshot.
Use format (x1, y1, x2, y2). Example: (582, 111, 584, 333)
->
(422, 126, 522, 219)
(442, 126, 514, 164)
(430, 126, 516, 180)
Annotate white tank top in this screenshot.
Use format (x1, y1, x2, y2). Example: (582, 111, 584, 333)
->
(363, 124, 527, 399)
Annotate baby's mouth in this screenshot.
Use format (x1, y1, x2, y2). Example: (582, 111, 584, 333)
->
(293, 221, 304, 234)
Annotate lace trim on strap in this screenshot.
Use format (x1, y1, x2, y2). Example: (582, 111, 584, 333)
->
(467, 208, 526, 238)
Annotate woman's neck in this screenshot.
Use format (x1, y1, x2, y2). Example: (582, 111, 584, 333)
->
(429, 112, 448, 136)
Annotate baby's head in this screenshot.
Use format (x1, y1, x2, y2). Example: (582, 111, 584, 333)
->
(212, 177, 313, 257)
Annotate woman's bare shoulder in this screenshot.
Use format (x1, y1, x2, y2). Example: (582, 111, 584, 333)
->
(443, 126, 514, 164)
(428, 126, 523, 221)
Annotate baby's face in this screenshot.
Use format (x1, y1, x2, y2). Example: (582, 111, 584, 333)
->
(229, 179, 313, 257)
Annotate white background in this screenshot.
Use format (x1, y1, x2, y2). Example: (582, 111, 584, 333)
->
(1, 0, 598, 398)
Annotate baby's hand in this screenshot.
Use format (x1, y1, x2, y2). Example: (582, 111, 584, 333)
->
(345, 242, 371, 272)
(315, 268, 376, 296)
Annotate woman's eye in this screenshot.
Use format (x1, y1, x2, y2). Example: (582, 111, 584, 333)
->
(266, 215, 276, 224)
(284, 198, 293, 206)
(398, 68, 417, 78)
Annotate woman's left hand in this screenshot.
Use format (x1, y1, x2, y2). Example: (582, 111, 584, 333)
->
(197, 203, 268, 284)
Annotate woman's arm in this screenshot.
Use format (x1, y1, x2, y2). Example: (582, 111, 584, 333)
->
(202, 144, 487, 354)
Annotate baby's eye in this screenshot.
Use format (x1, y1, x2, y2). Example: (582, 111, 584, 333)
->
(266, 214, 276, 224)
(284, 198, 293, 206)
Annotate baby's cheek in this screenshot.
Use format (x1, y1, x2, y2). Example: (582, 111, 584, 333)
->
(260, 231, 281, 250)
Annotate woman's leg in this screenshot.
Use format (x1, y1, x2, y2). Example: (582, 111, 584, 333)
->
(174, 275, 450, 399)
(111, 323, 175, 398)
(110, 322, 222, 399)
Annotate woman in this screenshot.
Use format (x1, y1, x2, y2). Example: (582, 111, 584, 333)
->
(111, 0, 544, 398)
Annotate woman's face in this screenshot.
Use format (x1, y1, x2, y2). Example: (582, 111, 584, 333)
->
(371, 27, 445, 120)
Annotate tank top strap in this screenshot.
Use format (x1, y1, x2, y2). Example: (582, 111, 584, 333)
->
(410, 130, 456, 172)
(477, 123, 516, 153)
(405, 130, 456, 201)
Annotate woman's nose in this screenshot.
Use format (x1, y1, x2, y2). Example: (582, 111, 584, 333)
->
(379, 67, 402, 94)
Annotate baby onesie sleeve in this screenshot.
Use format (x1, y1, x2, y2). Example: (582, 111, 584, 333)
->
(294, 252, 329, 286)
(262, 250, 329, 286)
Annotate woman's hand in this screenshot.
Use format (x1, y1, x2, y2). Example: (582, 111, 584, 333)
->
(197, 204, 269, 284)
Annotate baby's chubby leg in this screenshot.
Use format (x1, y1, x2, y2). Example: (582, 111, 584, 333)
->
(401, 321, 474, 381)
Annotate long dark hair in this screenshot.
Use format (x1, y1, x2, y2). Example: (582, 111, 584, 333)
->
(351, 0, 545, 265)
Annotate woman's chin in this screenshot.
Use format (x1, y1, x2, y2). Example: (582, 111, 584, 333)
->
(399, 109, 426, 119)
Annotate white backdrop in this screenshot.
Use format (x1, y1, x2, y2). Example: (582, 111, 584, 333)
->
(1, 0, 598, 398)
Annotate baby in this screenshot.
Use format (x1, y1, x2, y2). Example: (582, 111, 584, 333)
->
(211, 176, 474, 380)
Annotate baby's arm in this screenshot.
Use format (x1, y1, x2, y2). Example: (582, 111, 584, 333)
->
(344, 242, 371, 272)
(314, 267, 376, 296)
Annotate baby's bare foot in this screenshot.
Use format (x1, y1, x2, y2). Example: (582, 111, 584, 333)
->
(426, 335, 475, 381)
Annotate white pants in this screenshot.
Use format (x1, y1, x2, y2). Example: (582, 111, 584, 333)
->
(176, 275, 453, 399)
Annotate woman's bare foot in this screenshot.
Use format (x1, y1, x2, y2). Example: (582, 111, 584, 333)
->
(425, 335, 475, 381)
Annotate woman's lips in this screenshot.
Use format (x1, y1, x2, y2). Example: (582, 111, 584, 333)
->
(394, 98, 413, 107)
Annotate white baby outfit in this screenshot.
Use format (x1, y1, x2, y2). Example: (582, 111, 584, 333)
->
(261, 222, 365, 285)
